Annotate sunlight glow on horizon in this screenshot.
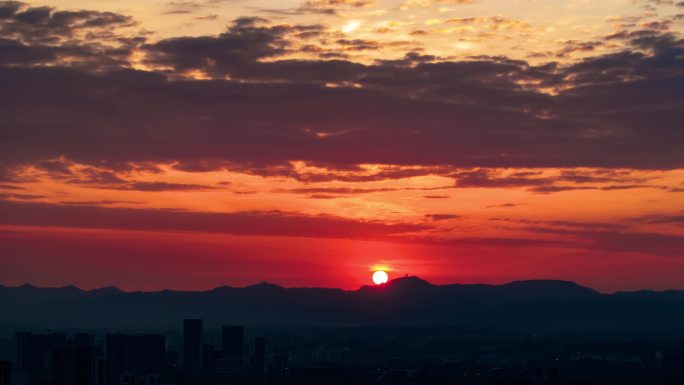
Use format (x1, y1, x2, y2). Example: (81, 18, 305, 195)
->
(1, 0, 683, 292)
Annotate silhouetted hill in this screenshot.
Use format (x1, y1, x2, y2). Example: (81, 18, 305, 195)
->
(610, 289, 684, 300)
(2, 279, 684, 332)
(359, 276, 432, 293)
(0, 283, 124, 305)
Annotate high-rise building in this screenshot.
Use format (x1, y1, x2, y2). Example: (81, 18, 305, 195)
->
(16, 331, 66, 382)
(201, 343, 216, 377)
(183, 319, 202, 375)
(105, 334, 126, 385)
(52, 336, 95, 385)
(219, 326, 245, 376)
(221, 326, 244, 360)
(0, 361, 10, 385)
(136, 334, 166, 375)
(92, 358, 111, 385)
(254, 337, 266, 376)
(106, 334, 166, 384)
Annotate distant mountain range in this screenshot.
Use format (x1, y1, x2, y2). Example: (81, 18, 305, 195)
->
(2, 277, 684, 332)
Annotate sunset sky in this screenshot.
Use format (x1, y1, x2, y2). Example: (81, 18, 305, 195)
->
(0, 0, 683, 292)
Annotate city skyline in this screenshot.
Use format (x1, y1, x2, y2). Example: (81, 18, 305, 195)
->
(3, 279, 684, 384)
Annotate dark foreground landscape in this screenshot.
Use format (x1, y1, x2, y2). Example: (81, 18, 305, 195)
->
(1, 278, 684, 385)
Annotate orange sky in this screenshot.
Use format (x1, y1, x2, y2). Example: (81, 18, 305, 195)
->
(0, 0, 683, 291)
(2, 162, 682, 291)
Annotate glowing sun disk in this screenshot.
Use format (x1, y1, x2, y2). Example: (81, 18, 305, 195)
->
(373, 270, 389, 285)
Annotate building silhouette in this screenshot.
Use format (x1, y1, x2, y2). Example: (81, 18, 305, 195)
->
(182, 319, 202, 375)
(16, 331, 66, 383)
(218, 326, 244, 376)
(0, 361, 10, 385)
(106, 334, 166, 384)
(93, 357, 111, 385)
(221, 326, 244, 360)
(254, 337, 266, 376)
(200, 343, 217, 377)
(6, 318, 684, 385)
(52, 334, 95, 385)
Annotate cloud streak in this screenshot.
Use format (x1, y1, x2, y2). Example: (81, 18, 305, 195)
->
(0, 200, 430, 238)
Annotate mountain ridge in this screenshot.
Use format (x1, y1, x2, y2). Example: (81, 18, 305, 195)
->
(3, 276, 676, 294)
(2, 277, 683, 332)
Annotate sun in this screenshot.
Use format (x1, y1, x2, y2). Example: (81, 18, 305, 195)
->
(372, 270, 389, 285)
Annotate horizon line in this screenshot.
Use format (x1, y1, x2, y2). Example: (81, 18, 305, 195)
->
(1, 277, 678, 295)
